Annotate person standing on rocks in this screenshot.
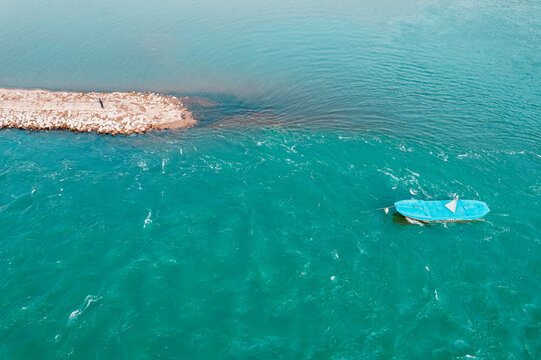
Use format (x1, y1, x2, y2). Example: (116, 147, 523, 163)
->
(99, 98, 104, 109)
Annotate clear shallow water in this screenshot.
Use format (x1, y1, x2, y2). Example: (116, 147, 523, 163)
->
(1, 0, 540, 358)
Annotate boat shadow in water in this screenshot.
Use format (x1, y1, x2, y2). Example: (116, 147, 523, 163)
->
(392, 212, 484, 226)
(392, 213, 424, 226)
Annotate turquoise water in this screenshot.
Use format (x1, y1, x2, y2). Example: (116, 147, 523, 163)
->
(1, 0, 540, 358)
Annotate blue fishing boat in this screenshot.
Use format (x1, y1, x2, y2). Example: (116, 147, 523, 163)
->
(394, 197, 489, 222)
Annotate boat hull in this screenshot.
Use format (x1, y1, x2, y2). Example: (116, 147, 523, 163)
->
(395, 199, 490, 222)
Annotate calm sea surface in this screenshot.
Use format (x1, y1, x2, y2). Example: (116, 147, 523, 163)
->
(1, 0, 540, 358)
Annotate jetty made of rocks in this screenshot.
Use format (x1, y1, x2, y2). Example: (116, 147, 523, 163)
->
(0, 88, 196, 135)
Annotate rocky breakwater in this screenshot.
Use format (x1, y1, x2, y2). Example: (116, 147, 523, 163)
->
(0, 88, 196, 135)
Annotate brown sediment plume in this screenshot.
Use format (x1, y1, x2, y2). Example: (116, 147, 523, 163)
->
(182, 96, 218, 108)
(0, 88, 196, 135)
(210, 112, 281, 128)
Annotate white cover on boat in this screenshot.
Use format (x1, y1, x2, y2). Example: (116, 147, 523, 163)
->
(445, 197, 458, 213)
